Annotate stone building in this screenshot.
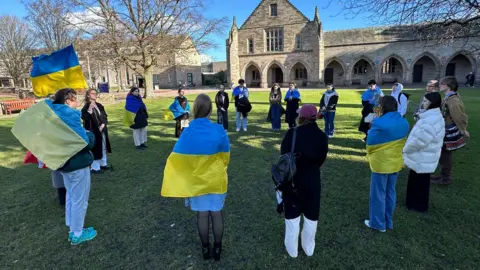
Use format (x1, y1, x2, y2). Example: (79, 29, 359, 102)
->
(226, 0, 479, 88)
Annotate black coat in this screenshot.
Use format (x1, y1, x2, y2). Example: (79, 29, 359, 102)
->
(320, 90, 339, 112)
(131, 107, 149, 129)
(358, 101, 374, 133)
(236, 96, 252, 117)
(81, 102, 112, 160)
(215, 91, 230, 110)
(280, 122, 328, 220)
(285, 98, 300, 124)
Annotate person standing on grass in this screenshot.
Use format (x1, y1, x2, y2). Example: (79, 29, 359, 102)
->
(280, 104, 328, 258)
(431, 76, 470, 185)
(126, 87, 149, 150)
(233, 79, 250, 132)
(269, 83, 283, 130)
(403, 92, 444, 212)
(390, 82, 408, 117)
(82, 89, 112, 174)
(414, 80, 438, 121)
(52, 88, 97, 245)
(284, 82, 301, 129)
(161, 94, 230, 261)
(170, 88, 191, 138)
(319, 83, 339, 138)
(364, 96, 409, 232)
(215, 85, 229, 131)
(359, 80, 384, 142)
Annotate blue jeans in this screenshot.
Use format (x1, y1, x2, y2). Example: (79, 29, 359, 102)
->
(60, 167, 91, 235)
(324, 111, 335, 136)
(270, 104, 281, 130)
(369, 172, 398, 230)
(236, 111, 247, 130)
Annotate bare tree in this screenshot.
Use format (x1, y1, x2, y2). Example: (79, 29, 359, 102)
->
(68, 0, 227, 98)
(23, 0, 81, 53)
(0, 16, 37, 89)
(331, 0, 480, 52)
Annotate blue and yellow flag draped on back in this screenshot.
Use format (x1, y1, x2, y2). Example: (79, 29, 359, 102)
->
(161, 118, 230, 197)
(31, 45, 87, 97)
(123, 94, 146, 127)
(11, 100, 89, 170)
(366, 112, 410, 174)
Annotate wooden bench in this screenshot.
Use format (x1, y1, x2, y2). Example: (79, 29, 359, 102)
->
(1, 98, 36, 115)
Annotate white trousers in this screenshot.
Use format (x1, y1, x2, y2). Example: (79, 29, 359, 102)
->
(91, 133, 107, 171)
(133, 127, 147, 146)
(61, 167, 91, 235)
(285, 216, 318, 258)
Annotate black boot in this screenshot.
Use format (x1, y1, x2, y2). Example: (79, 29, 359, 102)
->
(57, 188, 66, 206)
(213, 242, 222, 261)
(202, 243, 211, 260)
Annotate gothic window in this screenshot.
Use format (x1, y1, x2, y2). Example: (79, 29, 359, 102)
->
(252, 70, 260, 80)
(295, 35, 302, 50)
(353, 60, 369, 75)
(248, 39, 254, 54)
(270, 4, 278, 17)
(382, 58, 398, 74)
(266, 28, 284, 52)
(295, 68, 307, 79)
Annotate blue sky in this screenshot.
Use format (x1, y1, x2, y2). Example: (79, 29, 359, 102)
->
(1, 0, 371, 61)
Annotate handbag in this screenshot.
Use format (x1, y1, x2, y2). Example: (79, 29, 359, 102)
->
(444, 123, 466, 151)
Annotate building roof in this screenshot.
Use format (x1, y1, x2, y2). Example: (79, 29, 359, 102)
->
(240, 0, 310, 29)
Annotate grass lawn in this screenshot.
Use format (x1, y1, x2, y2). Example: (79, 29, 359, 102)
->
(0, 88, 479, 269)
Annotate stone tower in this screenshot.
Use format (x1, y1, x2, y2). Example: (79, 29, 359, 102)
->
(314, 6, 325, 84)
(226, 17, 240, 87)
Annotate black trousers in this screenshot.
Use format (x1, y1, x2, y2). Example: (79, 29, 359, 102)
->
(406, 170, 431, 212)
(217, 109, 228, 130)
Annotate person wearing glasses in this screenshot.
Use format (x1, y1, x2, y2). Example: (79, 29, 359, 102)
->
(414, 80, 438, 121)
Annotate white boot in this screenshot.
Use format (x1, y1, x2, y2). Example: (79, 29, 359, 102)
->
(301, 216, 318, 256)
(285, 217, 301, 258)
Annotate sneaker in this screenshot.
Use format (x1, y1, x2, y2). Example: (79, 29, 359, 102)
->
(71, 228, 97, 245)
(236, 129, 240, 132)
(243, 128, 247, 132)
(91, 170, 104, 174)
(100, 165, 113, 171)
(69, 227, 95, 242)
(141, 144, 148, 148)
(328, 135, 333, 138)
(136, 146, 145, 150)
(364, 220, 386, 232)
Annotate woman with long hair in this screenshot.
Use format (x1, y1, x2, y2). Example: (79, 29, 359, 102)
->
(161, 94, 230, 261)
(269, 83, 282, 130)
(81, 89, 112, 173)
(169, 88, 190, 138)
(279, 104, 328, 258)
(403, 92, 445, 212)
(124, 87, 148, 150)
(284, 82, 301, 128)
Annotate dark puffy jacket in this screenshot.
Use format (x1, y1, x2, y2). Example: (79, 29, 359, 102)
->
(59, 132, 95, 172)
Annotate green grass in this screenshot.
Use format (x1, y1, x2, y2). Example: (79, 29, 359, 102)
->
(1, 88, 479, 269)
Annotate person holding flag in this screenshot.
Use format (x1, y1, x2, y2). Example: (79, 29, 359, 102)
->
(124, 87, 149, 150)
(161, 94, 230, 261)
(169, 88, 191, 138)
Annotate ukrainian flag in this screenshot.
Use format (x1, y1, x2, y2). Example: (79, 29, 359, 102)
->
(31, 45, 87, 97)
(366, 112, 410, 174)
(11, 99, 90, 170)
(123, 94, 146, 127)
(161, 118, 230, 197)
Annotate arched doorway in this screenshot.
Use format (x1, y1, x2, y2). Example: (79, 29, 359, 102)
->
(290, 62, 308, 87)
(351, 59, 374, 85)
(324, 60, 344, 85)
(244, 63, 262, 88)
(267, 63, 284, 87)
(445, 54, 474, 84)
(380, 56, 404, 84)
(412, 55, 439, 83)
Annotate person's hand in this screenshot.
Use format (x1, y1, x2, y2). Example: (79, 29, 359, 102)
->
(464, 130, 470, 138)
(99, 124, 105, 132)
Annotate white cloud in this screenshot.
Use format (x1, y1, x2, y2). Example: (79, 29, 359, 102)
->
(66, 7, 105, 33)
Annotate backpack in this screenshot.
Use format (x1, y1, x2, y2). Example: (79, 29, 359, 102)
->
(271, 128, 297, 192)
(397, 92, 410, 106)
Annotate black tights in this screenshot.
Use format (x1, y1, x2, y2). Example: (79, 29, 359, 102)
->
(197, 211, 224, 245)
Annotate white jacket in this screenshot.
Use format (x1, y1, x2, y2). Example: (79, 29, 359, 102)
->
(403, 108, 445, 173)
(391, 83, 408, 116)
